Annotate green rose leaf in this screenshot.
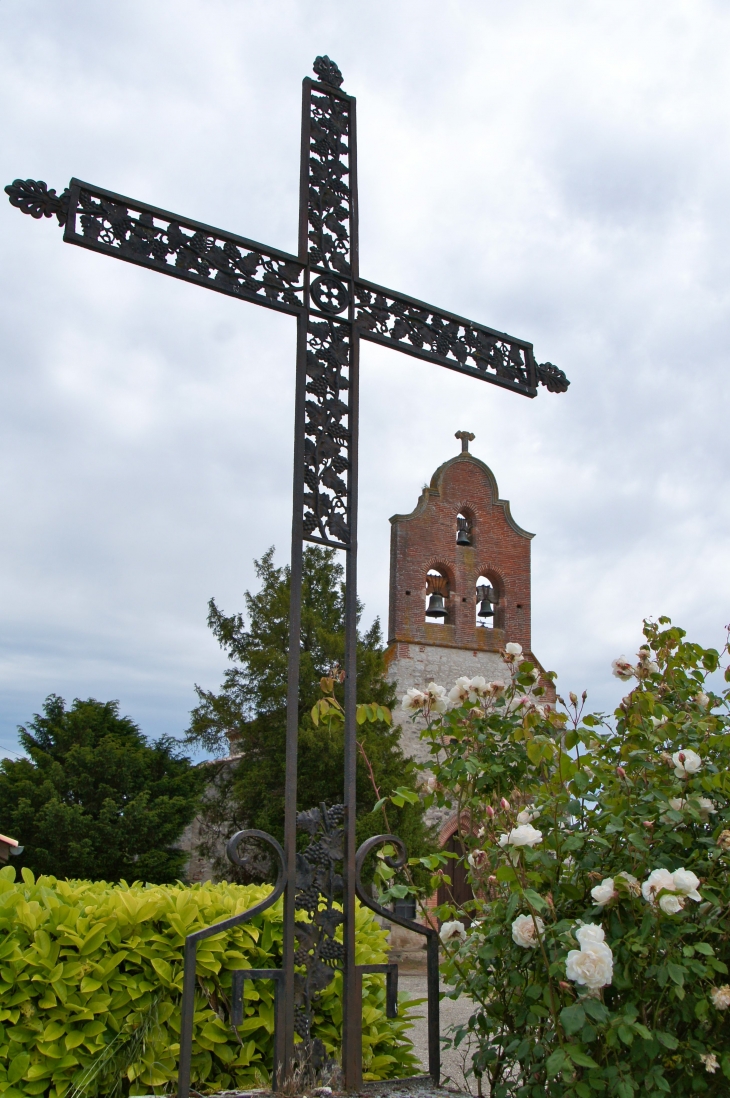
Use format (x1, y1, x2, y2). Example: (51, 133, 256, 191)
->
(570, 1049, 600, 1068)
(667, 963, 685, 987)
(546, 1048, 567, 1076)
(560, 1003, 586, 1035)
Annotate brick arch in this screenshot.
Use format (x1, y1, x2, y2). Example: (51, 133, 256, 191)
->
(436, 812, 475, 921)
(472, 563, 506, 630)
(424, 559, 454, 587)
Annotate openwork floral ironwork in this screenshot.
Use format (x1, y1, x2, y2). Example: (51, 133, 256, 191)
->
(304, 319, 352, 544)
(4, 55, 569, 1091)
(308, 88, 351, 275)
(293, 803, 346, 1067)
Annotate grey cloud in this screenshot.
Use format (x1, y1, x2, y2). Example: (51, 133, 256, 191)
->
(1, 0, 729, 756)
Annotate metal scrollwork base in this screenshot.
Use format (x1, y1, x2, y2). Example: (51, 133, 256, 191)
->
(355, 834, 441, 1085)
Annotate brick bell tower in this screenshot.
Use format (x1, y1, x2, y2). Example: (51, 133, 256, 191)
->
(385, 431, 550, 763)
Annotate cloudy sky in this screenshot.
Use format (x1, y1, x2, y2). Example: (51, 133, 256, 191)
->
(1, 0, 729, 759)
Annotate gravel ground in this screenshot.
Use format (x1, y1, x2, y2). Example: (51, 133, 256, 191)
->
(398, 971, 476, 1093)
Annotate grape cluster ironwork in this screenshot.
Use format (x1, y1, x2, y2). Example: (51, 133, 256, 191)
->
(293, 804, 346, 1067)
(303, 318, 351, 546)
(80, 188, 305, 310)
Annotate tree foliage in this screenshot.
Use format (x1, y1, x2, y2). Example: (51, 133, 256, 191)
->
(185, 546, 432, 878)
(0, 695, 206, 883)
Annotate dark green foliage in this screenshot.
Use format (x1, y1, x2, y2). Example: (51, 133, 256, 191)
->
(0, 695, 206, 883)
(185, 546, 432, 876)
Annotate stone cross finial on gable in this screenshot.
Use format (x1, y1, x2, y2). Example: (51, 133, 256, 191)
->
(455, 430, 476, 453)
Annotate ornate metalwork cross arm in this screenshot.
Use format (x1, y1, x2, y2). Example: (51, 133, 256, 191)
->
(6, 177, 305, 316)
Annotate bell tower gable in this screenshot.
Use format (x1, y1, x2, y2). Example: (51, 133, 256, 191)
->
(387, 442, 533, 654)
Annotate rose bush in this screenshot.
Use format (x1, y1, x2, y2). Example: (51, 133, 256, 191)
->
(392, 620, 730, 1097)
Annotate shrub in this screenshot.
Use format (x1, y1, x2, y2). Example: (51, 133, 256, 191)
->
(397, 619, 730, 1097)
(0, 870, 419, 1097)
(0, 695, 206, 883)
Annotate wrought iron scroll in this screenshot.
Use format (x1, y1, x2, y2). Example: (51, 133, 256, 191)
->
(177, 829, 286, 1098)
(355, 834, 442, 1085)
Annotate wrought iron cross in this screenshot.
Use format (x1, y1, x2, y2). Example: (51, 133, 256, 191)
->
(5, 55, 568, 1094)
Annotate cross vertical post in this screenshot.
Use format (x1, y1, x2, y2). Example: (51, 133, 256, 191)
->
(4, 54, 569, 1097)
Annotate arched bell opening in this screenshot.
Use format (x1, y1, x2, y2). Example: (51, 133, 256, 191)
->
(456, 509, 473, 547)
(475, 574, 497, 629)
(425, 567, 450, 624)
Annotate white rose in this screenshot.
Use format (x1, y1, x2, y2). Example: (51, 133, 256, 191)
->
(590, 879, 616, 907)
(672, 867, 701, 901)
(575, 923, 606, 948)
(642, 868, 676, 905)
(650, 714, 669, 729)
(672, 748, 702, 779)
(505, 642, 523, 656)
(694, 797, 716, 821)
(448, 677, 472, 705)
(700, 1053, 719, 1074)
(468, 676, 488, 698)
(487, 680, 506, 697)
(668, 797, 685, 813)
(506, 824, 543, 848)
(425, 682, 449, 714)
(710, 985, 730, 1010)
(565, 942, 613, 990)
(402, 687, 427, 712)
(511, 914, 544, 948)
(695, 692, 710, 708)
(636, 650, 660, 676)
(516, 807, 540, 826)
(659, 893, 684, 914)
(439, 920, 466, 944)
(612, 656, 635, 681)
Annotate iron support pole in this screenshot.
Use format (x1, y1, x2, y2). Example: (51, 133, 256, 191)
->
(341, 339, 360, 1088)
(281, 311, 309, 1083)
(341, 89, 360, 1082)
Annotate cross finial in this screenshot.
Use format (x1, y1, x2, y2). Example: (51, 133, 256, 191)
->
(455, 430, 475, 453)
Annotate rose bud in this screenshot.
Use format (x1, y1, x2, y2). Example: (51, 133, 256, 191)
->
(716, 830, 730, 851)
(485, 805, 495, 819)
(500, 797, 511, 811)
(616, 766, 627, 779)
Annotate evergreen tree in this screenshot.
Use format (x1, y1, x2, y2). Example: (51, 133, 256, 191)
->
(185, 547, 432, 879)
(0, 695, 206, 883)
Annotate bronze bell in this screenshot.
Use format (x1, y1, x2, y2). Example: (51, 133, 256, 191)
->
(476, 584, 496, 620)
(456, 515, 471, 546)
(426, 593, 448, 619)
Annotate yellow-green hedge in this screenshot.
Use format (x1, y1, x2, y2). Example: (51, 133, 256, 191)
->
(0, 866, 420, 1097)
